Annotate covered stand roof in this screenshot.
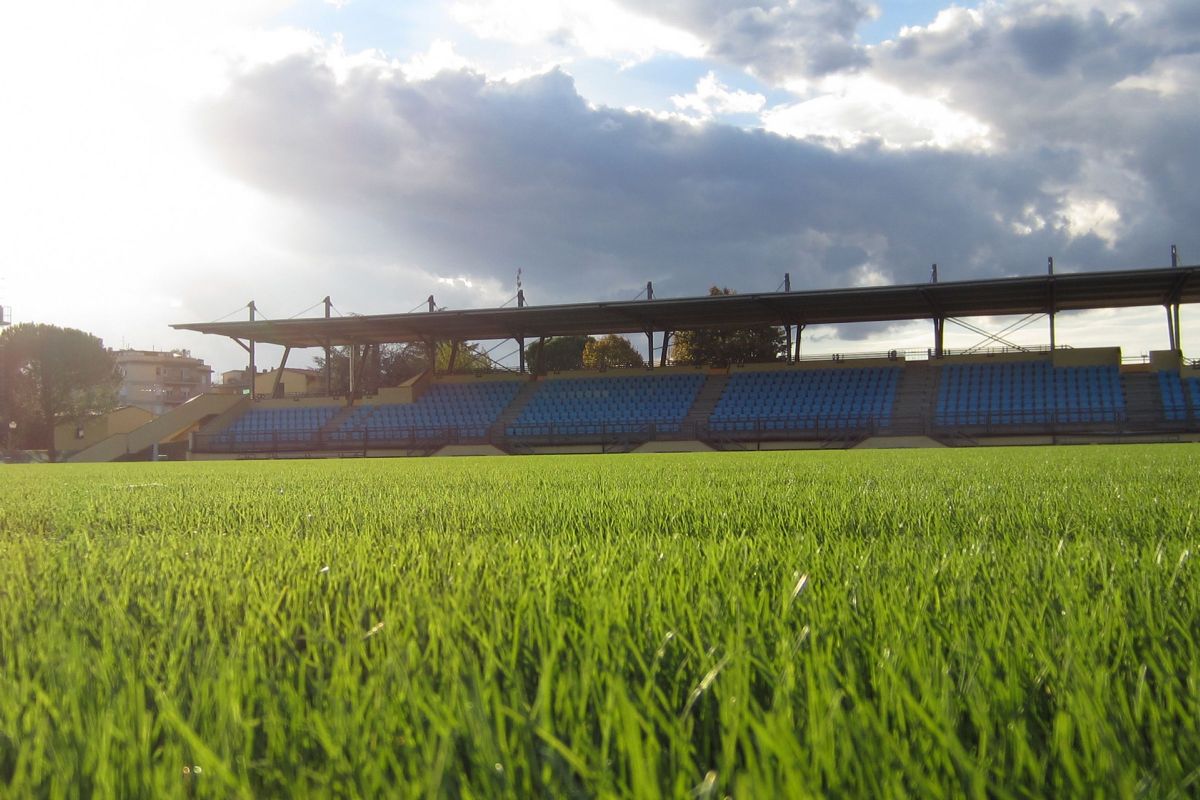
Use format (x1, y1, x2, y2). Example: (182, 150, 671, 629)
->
(173, 265, 1200, 349)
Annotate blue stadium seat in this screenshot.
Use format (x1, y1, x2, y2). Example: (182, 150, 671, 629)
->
(508, 373, 704, 437)
(708, 367, 900, 432)
(334, 380, 522, 443)
(934, 361, 1124, 427)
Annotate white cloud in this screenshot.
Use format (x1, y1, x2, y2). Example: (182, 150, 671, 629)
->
(762, 75, 993, 151)
(1060, 198, 1122, 246)
(671, 72, 766, 119)
(451, 0, 705, 65)
(403, 39, 472, 81)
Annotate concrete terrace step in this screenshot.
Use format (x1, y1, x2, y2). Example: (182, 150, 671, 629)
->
(675, 372, 728, 439)
(489, 378, 540, 440)
(889, 361, 935, 435)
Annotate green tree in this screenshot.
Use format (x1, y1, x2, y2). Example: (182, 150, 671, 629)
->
(582, 335, 645, 369)
(672, 287, 785, 367)
(524, 336, 589, 373)
(437, 341, 492, 374)
(0, 323, 119, 460)
(313, 341, 494, 394)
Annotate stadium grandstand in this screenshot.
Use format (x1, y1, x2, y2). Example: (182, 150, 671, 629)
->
(59, 258, 1200, 461)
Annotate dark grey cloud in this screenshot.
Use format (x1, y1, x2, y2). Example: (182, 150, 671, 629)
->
(870, 1, 1200, 255)
(198, 9, 1197, 324)
(620, 1, 873, 79)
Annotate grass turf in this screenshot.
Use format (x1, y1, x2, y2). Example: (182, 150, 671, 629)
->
(1, 446, 1198, 797)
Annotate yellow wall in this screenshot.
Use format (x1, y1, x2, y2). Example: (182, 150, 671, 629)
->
(1051, 347, 1121, 367)
(253, 369, 318, 397)
(54, 406, 155, 454)
(542, 365, 708, 380)
(732, 358, 903, 373)
(254, 396, 347, 409)
(940, 352, 1052, 365)
(1149, 350, 1183, 371)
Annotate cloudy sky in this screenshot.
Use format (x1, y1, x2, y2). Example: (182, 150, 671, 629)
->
(2, 0, 1197, 374)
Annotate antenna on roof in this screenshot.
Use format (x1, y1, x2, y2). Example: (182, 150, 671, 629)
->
(931, 263, 938, 283)
(1172, 244, 1179, 268)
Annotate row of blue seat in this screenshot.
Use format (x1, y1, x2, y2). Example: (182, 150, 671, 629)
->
(340, 381, 522, 435)
(210, 365, 1200, 447)
(710, 368, 900, 430)
(936, 364, 1125, 426)
(1158, 371, 1200, 421)
(510, 374, 705, 435)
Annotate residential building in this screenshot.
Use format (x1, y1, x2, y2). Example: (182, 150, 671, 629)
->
(116, 349, 213, 415)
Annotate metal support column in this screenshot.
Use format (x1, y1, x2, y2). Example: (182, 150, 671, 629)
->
(660, 331, 671, 367)
(794, 324, 805, 362)
(1175, 303, 1182, 352)
(645, 281, 654, 369)
(1172, 245, 1182, 351)
(348, 344, 358, 399)
(323, 296, 333, 396)
(929, 265, 943, 358)
(534, 336, 546, 375)
(1048, 257, 1056, 350)
(247, 301, 257, 399)
(1167, 305, 1178, 351)
(271, 346, 292, 399)
(517, 289, 526, 374)
(783, 273, 792, 363)
(365, 344, 379, 394)
(447, 341, 460, 373)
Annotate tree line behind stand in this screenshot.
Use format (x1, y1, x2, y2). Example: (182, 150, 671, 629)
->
(524, 287, 786, 374)
(0, 285, 784, 458)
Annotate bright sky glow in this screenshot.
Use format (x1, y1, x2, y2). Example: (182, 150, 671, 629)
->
(0, 0, 1196, 374)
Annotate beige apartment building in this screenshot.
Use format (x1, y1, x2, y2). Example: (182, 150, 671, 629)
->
(115, 349, 213, 415)
(220, 367, 325, 397)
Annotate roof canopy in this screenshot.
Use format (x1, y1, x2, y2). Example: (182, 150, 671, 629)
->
(173, 265, 1200, 349)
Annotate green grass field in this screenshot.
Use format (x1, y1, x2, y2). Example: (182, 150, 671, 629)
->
(1, 446, 1198, 798)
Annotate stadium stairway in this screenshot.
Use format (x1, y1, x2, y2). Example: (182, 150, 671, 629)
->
(677, 373, 728, 440)
(889, 362, 935, 435)
(68, 393, 247, 462)
(319, 404, 359, 439)
(488, 379, 539, 444)
(1122, 372, 1165, 427)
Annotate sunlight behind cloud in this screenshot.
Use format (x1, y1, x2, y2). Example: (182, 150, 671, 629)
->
(403, 39, 473, 81)
(451, 0, 705, 65)
(671, 72, 766, 119)
(761, 75, 993, 150)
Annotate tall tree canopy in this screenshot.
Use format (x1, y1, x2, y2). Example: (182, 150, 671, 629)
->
(0, 323, 118, 459)
(582, 335, 645, 369)
(523, 336, 589, 373)
(672, 287, 785, 367)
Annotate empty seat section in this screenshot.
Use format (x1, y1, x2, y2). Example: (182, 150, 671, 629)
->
(935, 361, 1124, 426)
(508, 373, 705, 435)
(222, 405, 340, 445)
(336, 380, 522, 442)
(709, 367, 900, 432)
(1157, 371, 1192, 421)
